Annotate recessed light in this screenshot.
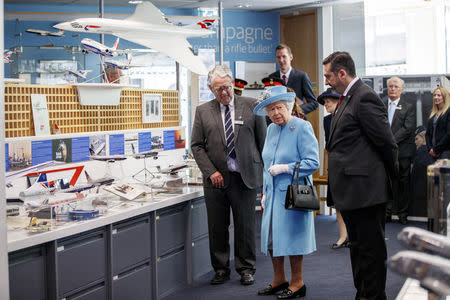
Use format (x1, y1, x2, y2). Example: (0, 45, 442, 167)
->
(128, 1, 143, 4)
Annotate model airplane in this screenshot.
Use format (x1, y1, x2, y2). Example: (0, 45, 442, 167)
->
(156, 163, 187, 175)
(67, 69, 92, 79)
(85, 171, 115, 186)
(3, 50, 13, 63)
(6, 160, 64, 188)
(90, 154, 127, 163)
(26, 28, 65, 37)
(104, 57, 145, 70)
(81, 37, 120, 57)
(19, 173, 56, 198)
(53, 1, 215, 75)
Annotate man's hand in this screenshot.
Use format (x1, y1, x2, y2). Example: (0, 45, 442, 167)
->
(210, 171, 224, 188)
(268, 164, 290, 176)
(261, 194, 266, 209)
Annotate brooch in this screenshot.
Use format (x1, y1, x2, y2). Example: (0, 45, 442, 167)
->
(290, 124, 295, 131)
(396, 105, 402, 110)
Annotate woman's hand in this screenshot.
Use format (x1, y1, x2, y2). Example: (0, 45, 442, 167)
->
(268, 164, 290, 176)
(430, 148, 439, 158)
(261, 194, 266, 209)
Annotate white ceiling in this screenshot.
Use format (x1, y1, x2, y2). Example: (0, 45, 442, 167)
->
(4, 0, 346, 12)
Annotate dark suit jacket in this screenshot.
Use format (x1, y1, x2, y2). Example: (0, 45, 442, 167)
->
(190, 95, 266, 189)
(327, 79, 398, 211)
(384, 98, 416, 158)
(323, 114, 332, 149)
(269, 68, 318, 115)
(426, 109, 450, 156)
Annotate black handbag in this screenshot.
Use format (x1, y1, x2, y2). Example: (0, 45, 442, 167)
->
(284, 162, 320, 211)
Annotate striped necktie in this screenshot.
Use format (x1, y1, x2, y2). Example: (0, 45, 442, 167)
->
(282, 74, 287, 85)
(224, 105, 236, 158)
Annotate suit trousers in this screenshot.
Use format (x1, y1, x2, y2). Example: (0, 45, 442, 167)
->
(341, 203, 387, 300)
(386, 157, 411, 218)
(203, 172, 256, 275)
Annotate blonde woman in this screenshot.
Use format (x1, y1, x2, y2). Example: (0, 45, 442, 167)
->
(426, 86, 450, 159)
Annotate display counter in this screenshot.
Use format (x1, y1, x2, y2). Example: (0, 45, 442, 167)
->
(7, 186, 211, 300)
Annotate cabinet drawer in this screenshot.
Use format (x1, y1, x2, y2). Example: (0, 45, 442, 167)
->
(112, 262, 152, 300)
(156, 204, 186, 255)
(112, 215, 151, 275)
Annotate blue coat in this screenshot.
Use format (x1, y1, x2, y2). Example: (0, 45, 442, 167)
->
(261, 117, 319, 257)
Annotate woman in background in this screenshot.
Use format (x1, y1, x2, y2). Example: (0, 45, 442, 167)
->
(254, 86, 319, 299)
(426, 86, 450, 159)
(317, 88, 348, 249)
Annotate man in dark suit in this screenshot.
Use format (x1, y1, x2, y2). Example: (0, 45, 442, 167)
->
(323, 51, 398, 300)
(191, 65, 266, 286)
(384, 76, 416, 225)
(269, 44, 318, 115)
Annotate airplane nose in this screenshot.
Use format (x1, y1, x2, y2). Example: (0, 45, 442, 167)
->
(54, 22, 69, 30)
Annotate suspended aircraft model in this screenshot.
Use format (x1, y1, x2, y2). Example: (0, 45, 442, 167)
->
(53, 1, 216, 75)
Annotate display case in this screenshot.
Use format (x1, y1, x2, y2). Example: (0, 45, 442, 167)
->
(7, 46, 86, 84)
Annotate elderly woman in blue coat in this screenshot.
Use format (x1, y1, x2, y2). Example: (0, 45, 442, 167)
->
(254, 86, 319, 299)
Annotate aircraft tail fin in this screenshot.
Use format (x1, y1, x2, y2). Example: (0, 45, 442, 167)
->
(37, 173, 47, 183)
(113, 38, 120, 50)
(187, 19, 216, 30)
(126, 1, 169, 26)
(85, 171, 93, 184)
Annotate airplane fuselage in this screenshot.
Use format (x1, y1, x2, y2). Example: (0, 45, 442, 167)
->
(55, 18, 212, 39)
(81, 38, 114, 57)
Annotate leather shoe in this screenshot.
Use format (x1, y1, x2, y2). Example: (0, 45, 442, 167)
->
(258, 282, 289, 295)
(399, 216, 408, 225)
(240, 273, 255, 285)
(210, 271, 230, 285)
(331, 239, 348, 250)
(277, 285, 306, 299)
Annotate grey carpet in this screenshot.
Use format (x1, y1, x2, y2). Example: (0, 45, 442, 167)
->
(163, 213, 426, 300)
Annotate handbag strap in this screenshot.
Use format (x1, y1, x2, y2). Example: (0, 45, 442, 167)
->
(291, 162, 300, 185)
(290, 162, 313, 186)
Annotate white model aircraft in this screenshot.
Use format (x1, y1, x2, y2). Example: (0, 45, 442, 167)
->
(53, 1, 215, 75)
(26, 28, 65, 37)
(67, 69, 92, 79)
(3, 50, 13, 63)
(104, 57, 145, 70)
(81, 37, 120, 57)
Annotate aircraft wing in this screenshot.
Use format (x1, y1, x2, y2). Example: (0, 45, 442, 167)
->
(114, 33, 208, 75)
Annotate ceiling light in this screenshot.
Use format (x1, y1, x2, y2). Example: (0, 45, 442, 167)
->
(128, 1, 143, 4)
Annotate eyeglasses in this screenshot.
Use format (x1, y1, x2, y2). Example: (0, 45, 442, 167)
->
(212, 85, 233, 94)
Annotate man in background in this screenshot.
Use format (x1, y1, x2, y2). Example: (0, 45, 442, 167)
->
(105, 65, 122, 84)
(323, 51, 398, 300)
(384, 76, 416, 224)
(233, 78, 248, 96)
(270, 44, 318, 116)
(191, 65, 266, 286)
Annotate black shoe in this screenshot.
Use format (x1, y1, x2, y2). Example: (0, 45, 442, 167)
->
(386, 215, 392, 223)
(277, 285, 307, 299)
(399, 216, 408, 225)
(258, 282, 289, 295)
(240, 273, 255, 285)
(331, 239, 348, 250)
(210, 270, 230, 285)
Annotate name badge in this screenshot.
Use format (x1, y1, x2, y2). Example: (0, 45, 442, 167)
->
(235, 120, 244, 125)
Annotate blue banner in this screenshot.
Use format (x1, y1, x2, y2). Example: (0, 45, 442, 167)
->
(163, 130, 175, 150)
(138, 132, 152, 152)
(72, 137, 90, 162)
(109, 134, 125, 155)
(31, 140, 53, 165)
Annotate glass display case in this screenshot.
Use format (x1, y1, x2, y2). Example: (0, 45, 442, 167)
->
(7, 45, 86, 84)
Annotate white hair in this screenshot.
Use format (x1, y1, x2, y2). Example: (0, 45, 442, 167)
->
(264, 100, 294, 115)
(387, 76, 404, 88)
(208, 65, 232, 86)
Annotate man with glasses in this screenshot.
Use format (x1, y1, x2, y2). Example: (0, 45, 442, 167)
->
(191, 65, 266, 286)
(384, 76, 416, 225)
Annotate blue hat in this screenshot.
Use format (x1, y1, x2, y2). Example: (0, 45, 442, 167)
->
(317, 87, 341, 105)
(415, 125, 426, 136)
(253, 85, 296, 116)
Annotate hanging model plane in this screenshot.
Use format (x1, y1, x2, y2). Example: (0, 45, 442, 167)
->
(53, 1, 216, 75)
(26, 28, 65, 37)
(67, 69, 92, 79)
(3, 50, 13, 63)
(81, 37, 120, 57)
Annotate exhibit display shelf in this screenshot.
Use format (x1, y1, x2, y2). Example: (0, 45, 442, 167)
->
(7, 186, 203, 252)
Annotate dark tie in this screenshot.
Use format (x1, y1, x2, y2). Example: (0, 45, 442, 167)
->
(224, 105, 236, 158)
(282, 74, 287, 85)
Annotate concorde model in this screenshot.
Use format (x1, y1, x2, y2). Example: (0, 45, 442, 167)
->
(54, 1, 215, 75)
